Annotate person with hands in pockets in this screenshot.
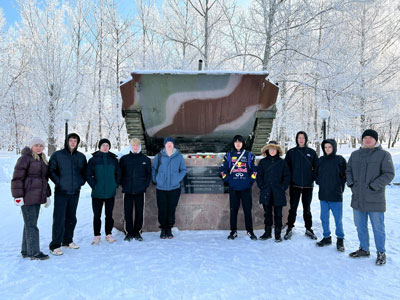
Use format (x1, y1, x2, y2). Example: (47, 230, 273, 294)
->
(220, 135, 257, 240)
(11, 137, 52, 260)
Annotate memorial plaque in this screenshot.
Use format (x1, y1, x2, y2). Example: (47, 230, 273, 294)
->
(181, 166, 228, 194)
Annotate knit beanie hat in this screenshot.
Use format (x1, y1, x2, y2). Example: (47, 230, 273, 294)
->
(29, 137, 45, 148)
(98, 138, 111, 149)
(362, 129, 378, 142)
(164, 137, 175, 146)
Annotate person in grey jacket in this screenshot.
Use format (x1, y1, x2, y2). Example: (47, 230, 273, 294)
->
(346, 129, 395, 265)
(152, 137, 186, 239)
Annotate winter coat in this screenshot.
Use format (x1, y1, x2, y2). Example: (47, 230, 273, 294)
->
(285, 132, 319, 188)
(346, 143, 394, 212)
(220, 149, 257, 191)
(49, 133, 87, 195)
(316, 139, 347, 202)
(152, 149, 186, 191)
(256, 143, 290, 206)
(119, 151, 151, 195)
(11, 147, 51, 205)
(86, 151, 120, 199)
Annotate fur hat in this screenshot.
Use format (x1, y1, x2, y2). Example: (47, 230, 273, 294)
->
(362, 129, 378, 142)
(98, 138, 111, 149)
(261, 140, 283, 157)
(29, 137, 45, 148)
(164, 137, 175, 146)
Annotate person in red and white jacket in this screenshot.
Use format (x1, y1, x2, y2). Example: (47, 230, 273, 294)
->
(220, 135, 257, 240)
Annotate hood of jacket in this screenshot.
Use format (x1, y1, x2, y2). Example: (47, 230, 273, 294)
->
(64, 133, 81, 153)
(321, 139, 337, 156)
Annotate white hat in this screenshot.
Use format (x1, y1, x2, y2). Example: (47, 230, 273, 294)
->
(29, 137, 45, 148)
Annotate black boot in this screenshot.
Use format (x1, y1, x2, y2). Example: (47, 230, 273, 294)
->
(166, 228, 174, 239)
(133, 232, 143, 241)
(336, 238, 345, 252)
(349, 247, 370, 258)
(259, 226, 272, 240)
(274, 226, 282, 242)
(376, 252, 386, 265)
(160, 229, 167, 239)
(31, 252, 50, 261)
(227, 231, 238, 240)
(284, 227, 293, 240)
(247, 231, 257, 241)
(316, 236, 332, 247)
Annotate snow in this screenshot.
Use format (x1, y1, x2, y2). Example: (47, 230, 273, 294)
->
(0, 147, 399, 300)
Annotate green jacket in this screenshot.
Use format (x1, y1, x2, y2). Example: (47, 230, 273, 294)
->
(86, 151, 121, 199)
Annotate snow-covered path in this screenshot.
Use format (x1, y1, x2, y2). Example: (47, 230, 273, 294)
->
(0, 150, 399, 300)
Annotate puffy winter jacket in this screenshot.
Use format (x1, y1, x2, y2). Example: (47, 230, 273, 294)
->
(49, 133, 87, 195)
(152, 149, 186, 191)
(256, 155, 290, 206)
(346, 143, 394, 212)
(11, 147, 51, 205)
(86, 151, 120, 198)
(219, 150, 257, 191)
(316, 139, 347, 202)
(120, 151, 151, 194)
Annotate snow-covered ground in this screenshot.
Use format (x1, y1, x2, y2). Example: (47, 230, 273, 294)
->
(0, 145, 399, 300)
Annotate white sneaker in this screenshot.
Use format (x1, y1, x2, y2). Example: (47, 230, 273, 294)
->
(50, 248, 63, 256)
(91, 236, 101, 245)
(105, 234, 116, 243)
(63, 242, 80, 249)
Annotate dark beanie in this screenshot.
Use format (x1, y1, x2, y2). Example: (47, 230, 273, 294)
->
(164, 137, 175, 146)
(362, 129, 378, 142)
(268, 140, 279, 145)
(98, 138, 111, 149)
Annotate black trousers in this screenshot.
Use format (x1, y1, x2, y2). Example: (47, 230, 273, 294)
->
(156, 188, 181, 230)
(92, 197, 115, 236)
(124, 193, 144, 235)
(263, 202, 283, 229)
(49, 191, 80, 250)
(229, 188, 253, 232)
(287, 186, 313, 230)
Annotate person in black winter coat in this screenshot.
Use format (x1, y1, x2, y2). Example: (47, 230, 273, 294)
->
(86, 138, 121, 245)
(315, 139, 347, 251)
(48, 133, 87, 255)
(284, 131, 319, 240)
(219, 135, 257, 240)
(119, 138, 151, 241)
(256, 141, 290, 242)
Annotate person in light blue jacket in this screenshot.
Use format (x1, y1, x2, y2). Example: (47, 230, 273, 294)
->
(152, 137, 186, 239)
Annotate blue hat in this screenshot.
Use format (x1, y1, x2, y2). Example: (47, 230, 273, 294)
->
(164, 137, 175, 146)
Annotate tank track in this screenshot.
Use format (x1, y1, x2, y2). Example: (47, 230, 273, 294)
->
(124, 109, 147, 154)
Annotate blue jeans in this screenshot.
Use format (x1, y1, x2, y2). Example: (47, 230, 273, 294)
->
(21, 204, 41, 256)
(353, 209, 385, 253)
(320, 201, 344, 239)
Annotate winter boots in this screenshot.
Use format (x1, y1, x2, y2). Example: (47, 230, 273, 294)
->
(227, 231, 238, 240)
(133, 232, 144, 241)
(376, 252, 386, 265)
(259, 227, 272, 240)
(274, 227, 282, 242)
(247, 231, 258, 241)
(30, 252, 50, 261)
(284, 227, 293, 240)
(166, 228, 174, 239)
(336, 238, 345, 252)
(349, 247, 370, 258)
(305, 229, 318, 240)
(160, 229, 167, 239)
(316, 236, 332, 247)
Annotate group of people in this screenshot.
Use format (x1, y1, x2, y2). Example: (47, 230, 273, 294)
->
(11, 129, 394, 266)
(11, 134, 186, 260)
(219, 130, 394, 266)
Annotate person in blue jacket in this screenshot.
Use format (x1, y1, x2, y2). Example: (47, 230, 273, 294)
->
(152, 137, 186, 239)
(86, 138, 120, 245)
(220, 135, 257, 240)
(315, 139, 347, 251)
(256, 141, 290, 242)
(284, 131, 319, 240)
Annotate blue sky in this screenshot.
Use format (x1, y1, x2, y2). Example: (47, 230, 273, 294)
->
(1, 0, 250, 28)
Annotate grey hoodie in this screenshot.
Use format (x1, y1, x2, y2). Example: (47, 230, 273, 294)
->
(346, 143, 394, 212)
